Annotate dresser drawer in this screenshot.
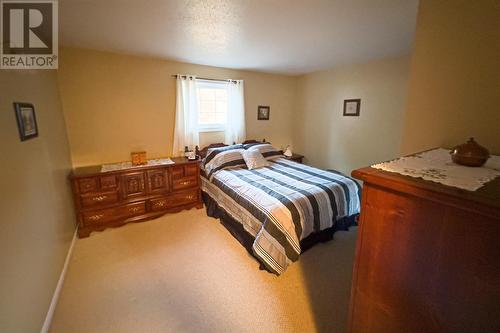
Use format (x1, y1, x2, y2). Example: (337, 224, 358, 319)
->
(81, 207, 116, 226)
(172, 176, 198, 191)
(119, 201, 147, 217)
(81, 201, 146, 227)
(100, 175, 117, 190)
(78, 176, 117, 194)
(150, 190, 199, 211)
(171, 165, 184, 179)
(150, 197, 169, 211)
(78, 178, 98, 193)
(80, 191, 119, 208)
(185, 164, 199, 176)
(171, 164, 200, 179)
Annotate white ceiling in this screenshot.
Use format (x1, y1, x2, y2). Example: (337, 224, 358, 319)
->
(60, 0, 419, 75)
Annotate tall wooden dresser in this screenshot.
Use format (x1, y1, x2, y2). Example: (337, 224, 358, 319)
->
(349, 165, 500, 332)
(70, 157, 203, 237)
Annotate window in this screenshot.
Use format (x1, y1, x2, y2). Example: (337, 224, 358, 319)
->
(196, 80, 228, 131)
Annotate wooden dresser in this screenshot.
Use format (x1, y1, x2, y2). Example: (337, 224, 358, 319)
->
(349, 166, 500, 332)
(70, 157, 203, 237)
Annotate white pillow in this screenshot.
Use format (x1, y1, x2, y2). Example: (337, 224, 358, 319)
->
(245, 143, 282, 160)
(242, 150, 270, 170)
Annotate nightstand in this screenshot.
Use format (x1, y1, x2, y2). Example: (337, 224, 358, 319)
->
(284, 153, 304, 163)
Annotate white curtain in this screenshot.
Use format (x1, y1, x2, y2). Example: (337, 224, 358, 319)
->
(172, 75, 199, 156)
(225, 80, 246, 144)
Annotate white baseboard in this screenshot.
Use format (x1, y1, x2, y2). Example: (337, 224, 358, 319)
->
(40, 229, 78, 333)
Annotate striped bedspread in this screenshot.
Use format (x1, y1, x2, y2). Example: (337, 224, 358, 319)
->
(201, 158, 361, 275)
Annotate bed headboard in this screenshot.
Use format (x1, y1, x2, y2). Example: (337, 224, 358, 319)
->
(195, 143, 227, 159)
(195, 138, 268, 159)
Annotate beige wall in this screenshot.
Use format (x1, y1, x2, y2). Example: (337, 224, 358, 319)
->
(293, 56, 410, 174)
(57, 48, 297, 167)
(0, 70, 75, 332)
(401, 0, 500, 155)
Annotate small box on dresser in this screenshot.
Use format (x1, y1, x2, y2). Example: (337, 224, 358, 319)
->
(70, 157, 203, 238)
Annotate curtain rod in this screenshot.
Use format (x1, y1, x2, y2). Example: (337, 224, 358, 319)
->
(171, 74, 238, 84)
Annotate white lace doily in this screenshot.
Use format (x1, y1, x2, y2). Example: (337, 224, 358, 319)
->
(372, 148, 500, 191)
(101, 158, 174, 172)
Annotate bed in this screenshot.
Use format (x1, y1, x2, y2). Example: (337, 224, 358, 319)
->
(197, 141, 361, 275)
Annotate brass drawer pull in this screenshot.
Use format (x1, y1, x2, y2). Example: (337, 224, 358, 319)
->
(154, 201, 166, 207)
(180, 180, 192, 186)
(92, 195, 107, 202)
(186, 195, 195, 200)
(129, 206, 141, 213)
(88, 214, 104, 221)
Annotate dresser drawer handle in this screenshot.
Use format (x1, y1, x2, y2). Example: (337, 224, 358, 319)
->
(129, 206, 141, 213)
(88, 214, 104, 221)
(186, 195, 195, 200)
(154, 201, 166, 207)
(180, 180, 192, 186)
(92, 195, 107, 202)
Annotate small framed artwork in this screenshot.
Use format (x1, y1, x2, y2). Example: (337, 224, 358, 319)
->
(257, 105, 270, 120)
(343, 99, 361, 117)
(14, 102, 39, 141)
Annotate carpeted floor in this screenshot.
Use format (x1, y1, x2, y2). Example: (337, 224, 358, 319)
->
(50, 208, 358, 333)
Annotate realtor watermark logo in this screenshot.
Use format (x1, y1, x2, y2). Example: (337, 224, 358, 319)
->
(1, 0, 58, 69)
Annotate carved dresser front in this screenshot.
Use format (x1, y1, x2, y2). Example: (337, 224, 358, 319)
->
(70, 157, 203, 237)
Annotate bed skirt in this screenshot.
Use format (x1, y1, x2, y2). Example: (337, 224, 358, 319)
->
(202, 191, 358, 273)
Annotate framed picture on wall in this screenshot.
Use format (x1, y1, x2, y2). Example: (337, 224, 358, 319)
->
(258, 105, 270, 120)
(14, 102, 39, 141)
(343, 99, 361, 116)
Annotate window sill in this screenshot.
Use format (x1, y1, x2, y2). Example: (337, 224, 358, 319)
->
(198, 126, 225, 133)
